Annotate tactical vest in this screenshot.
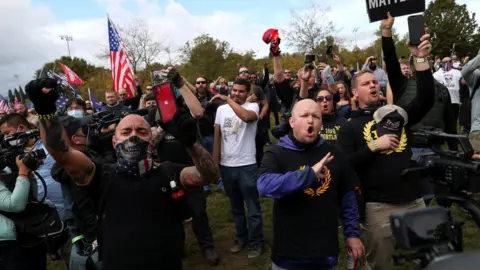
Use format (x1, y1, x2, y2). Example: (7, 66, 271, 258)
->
(396, 78, 447, 130)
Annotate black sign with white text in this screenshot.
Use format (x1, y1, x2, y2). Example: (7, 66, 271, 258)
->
(366, 0, 425, 22)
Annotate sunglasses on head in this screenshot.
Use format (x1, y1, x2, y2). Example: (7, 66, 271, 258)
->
(316, 95, 333, 102)
(196, 81, 207, 84)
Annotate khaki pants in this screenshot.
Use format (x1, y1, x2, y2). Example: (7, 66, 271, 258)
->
(469, 131, 480, 152)
(360, 198, 425, 270)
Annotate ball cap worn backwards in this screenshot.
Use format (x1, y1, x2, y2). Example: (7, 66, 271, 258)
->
(373, 105, 408, 137)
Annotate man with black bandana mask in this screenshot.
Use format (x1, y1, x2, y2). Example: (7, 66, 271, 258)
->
(25, 74, 220, 270)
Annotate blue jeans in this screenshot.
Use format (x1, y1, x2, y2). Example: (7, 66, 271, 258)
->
(412, 147, 435, 205)
(201, 135, 223, 191)
(220, 164, 264, 245)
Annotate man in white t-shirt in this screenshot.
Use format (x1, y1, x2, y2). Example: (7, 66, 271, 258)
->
(433, 56, 463, 122)
(212, 78, 264, 259)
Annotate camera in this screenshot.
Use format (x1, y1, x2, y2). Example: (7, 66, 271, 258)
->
(0, 130, 46, 172)
(390, 128, 480, 269)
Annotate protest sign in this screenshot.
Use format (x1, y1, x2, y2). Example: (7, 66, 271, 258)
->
(366, 0, 425, 22)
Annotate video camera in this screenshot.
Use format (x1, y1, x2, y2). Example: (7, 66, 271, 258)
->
(85, 107, 157, 155)
(0, 130, 46, 172)
(389, 128, 480, 269)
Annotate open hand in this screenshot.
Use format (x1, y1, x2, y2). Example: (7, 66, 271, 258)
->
(311, 152, 334, 179)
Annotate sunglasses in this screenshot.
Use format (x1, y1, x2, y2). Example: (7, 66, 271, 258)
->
(196, 81, 207, 85)
(316, 95, 333, 102)
(239, 71, 249, 74)
(284, 71, 291, 74)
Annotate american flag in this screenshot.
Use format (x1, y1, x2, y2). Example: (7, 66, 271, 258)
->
(47, 70, 83, 100)
(56, 94, 69, 110)
(0, 99, 9, 112)
(108, 17, 135, 98)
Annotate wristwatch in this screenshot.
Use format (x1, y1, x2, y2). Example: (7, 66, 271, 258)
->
(414, 57, 428, 63)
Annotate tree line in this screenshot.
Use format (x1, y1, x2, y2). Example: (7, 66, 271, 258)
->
(25, 0, 479, 103)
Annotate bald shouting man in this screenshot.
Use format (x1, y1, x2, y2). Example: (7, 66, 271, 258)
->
(25, 78, 219, 270)
(257, 99, 363, 270)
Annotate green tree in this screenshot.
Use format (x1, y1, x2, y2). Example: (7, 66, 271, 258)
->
(425, 0, 479, 57)
(18, 86, 26, 103)
(179, 34, 232, 82)
(13, 89, 21, 103)
(7, 89, 14, 104)
(34, 56, 97, 82)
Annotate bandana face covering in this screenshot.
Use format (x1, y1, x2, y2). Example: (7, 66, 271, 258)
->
(115, 136, 153, 177)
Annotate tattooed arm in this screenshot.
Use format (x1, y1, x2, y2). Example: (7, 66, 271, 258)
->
(39, 117, 96, 186)
(180, 143, 220, 188)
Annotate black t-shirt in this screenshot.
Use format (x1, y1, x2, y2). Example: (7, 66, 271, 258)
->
(156, 133, 194, 166)
(260, 137, 358, 260)
(197, 91, 218, 137)
(274, 79, 295, 109)
(319, 114, 347, 144)
(89, 161, 188, 270)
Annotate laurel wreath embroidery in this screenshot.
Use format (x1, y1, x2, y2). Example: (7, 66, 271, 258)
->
(363, 120, 407, 155)
(304, 166, 332, 197)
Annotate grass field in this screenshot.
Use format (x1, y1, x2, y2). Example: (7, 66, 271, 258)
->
(47, 190, 480, 270)
(46, 119, 480, 269)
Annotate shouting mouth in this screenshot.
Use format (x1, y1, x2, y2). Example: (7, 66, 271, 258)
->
(306, 126, 315, 137)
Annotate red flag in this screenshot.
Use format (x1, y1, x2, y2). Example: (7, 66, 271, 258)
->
(59, 62, 85, 85)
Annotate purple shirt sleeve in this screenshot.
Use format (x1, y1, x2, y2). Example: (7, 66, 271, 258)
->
(257, 166, 317, 199)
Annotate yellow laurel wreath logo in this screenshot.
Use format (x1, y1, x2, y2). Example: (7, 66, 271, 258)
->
(363, 120, 407, 155)
(303, 166, 332, 197)
(300, 165, 306, 171)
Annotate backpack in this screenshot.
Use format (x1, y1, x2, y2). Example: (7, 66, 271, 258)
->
(0, 171, 66, 249)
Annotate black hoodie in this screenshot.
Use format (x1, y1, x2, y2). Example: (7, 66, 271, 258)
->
(336, 69, 435, 203)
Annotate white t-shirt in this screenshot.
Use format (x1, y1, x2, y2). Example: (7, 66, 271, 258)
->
(433, 69, 462, 104)
(215, 102, 259, 167)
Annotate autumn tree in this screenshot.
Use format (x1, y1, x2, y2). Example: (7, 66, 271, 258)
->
(425, 0, 479, 57)
(283, 1, 336, 54)
(179, 34, 232, 82)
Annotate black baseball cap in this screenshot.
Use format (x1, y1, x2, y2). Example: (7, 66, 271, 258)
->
(373, 105, 408, 137)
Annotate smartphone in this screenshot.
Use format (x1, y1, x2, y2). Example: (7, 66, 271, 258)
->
(305, 54, 315, 68)
(408, 15, 425, 46)
(152, 82, 177, 123)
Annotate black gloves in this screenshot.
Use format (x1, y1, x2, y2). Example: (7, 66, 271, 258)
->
(270, 38, 281, 57)
(25, 78, 59, 115)
(166, 68, 185, 89)
(159, 108, 198, 147)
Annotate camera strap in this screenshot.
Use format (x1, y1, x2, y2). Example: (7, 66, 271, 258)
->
(33, 171, 48, 203)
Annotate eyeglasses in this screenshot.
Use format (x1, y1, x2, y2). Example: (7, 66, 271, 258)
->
(284, 72, 291, 74)
(196, 81, 207, 85)
(239, 71, 249, 74)
(316, 95, 333, 102)
(249, 77, 257, 80)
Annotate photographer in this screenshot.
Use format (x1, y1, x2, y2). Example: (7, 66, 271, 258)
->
(0, 114, 69, 221)
(25, 75, 219, 270)
(336, 13, 435, 270)
(50, 116, 101, 270)
(0, 157, 43, 269)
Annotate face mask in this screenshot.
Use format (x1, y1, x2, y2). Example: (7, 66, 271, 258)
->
(369, 63, 377, 70)
(115, 136, 153, 177)
(68, 110, 84, 118)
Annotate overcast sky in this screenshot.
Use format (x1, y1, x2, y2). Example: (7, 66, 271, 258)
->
(1, 0, 479, 95)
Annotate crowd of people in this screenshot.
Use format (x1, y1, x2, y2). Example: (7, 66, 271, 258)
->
(0, 12, 480, 270)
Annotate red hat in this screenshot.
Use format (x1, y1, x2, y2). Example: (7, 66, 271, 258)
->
(262, 28, 279, 44)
